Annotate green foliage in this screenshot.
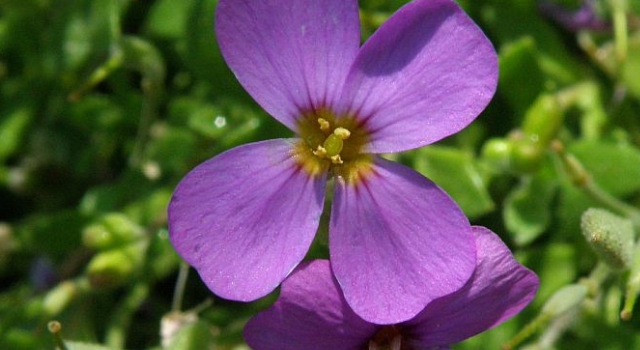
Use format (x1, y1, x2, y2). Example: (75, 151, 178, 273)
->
(1, 0, 640, 349)
(411, 146, 494, 219)
(504, 167, 557, 246)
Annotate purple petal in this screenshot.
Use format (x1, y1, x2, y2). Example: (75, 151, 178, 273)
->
(244, 260, 376, 350)
(168, 139, 326, 301)
(330, 157, 475, 324)
(405, 226, 539, 346)
(216, 0, 360, 131)
(338, 0, 498, 153)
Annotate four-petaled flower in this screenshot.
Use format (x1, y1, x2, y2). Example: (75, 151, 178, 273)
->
(244, 227, 539, 350)
(168, 0, 497, 323)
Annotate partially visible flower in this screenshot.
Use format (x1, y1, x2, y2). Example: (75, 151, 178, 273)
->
(244, 227, 539, 350)
(169, 0, 497, 323)
(539, 0, 609, 32)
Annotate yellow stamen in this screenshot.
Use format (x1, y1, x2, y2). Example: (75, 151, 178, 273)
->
(294, 108, 373, 185)
(333, 127, 351, 139)
(317, 118, 331, 131)
(312, 145, 327, 158)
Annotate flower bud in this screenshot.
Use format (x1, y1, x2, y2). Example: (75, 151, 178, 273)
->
(82, 213, 144, 250)
(581, 208, 634, 270)
(43, 281, 78, 316)
(86, 242, 146, 288)
(499, 94, 564, 175)
(509, 136, 546, 174)
(481, 138, 512, 172)
(521, 94, 563, 148)
(162, 313, 214, 350)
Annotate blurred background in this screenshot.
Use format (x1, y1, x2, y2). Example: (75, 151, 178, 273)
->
(1, 0, 640, 349)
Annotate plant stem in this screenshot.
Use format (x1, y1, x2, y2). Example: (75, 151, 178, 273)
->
(172, 262, 190, 312)
(105, 282, 149, 349)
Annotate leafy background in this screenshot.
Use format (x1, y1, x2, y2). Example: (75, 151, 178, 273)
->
(1, 0, 640, 349)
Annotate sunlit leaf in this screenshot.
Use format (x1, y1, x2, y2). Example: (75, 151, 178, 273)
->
(504, 169, 557, 246)
(413, 146, 494, 219)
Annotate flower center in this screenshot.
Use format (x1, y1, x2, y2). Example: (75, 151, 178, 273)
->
(294, 108, 373, 184)
(368, 326, 406, 350)
(311, 120, 351, 165)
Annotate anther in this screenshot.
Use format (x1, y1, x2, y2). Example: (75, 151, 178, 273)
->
(330, 154, 343, 164)
(313, 145, 328, 158)
(317, 118, 331, 131)
(333, 127, 350, 139)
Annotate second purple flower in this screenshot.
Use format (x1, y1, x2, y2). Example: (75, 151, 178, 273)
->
(168, 0, 498, 323)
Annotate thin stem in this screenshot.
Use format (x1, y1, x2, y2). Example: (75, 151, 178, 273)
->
(552, 141, 640, 231)
(172, 262, 190, 312)
(581, 262, 611, 292)
(119, 37, 165, 168)
(48, 321, 69, 350)
(502, 313, 553, 350)
(582, 181, 640, 230)
(610, 0, 628, 62)
(621, 241, 640, 320)
(67, 47, 123, 102)
(105, 282, 149, 349)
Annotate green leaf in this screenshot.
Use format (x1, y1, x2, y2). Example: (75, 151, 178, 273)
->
(570, 140, 640, 196)
(17, 211, 87, 261)
(144, 0, 193, 39)
(182, 0, 242, 95)
(146, 124, 198, 174)
(504, 168, 557, 246)
(520, 243, 578, 305)
(498, 37, 545, 113)
(483, 0, 585, 86)
(0, 107, 32, 162)
(412, 146, 494, 219)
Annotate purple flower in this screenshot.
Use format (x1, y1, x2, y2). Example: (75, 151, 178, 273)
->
(244, 227, 539, 350)
(168, 0, 497, 323)
(538, 0, 610, 32)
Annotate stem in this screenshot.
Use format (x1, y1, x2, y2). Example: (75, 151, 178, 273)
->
(48, 321, 69, 350)
(105, 282, 149, 349)
(610, 0, 628, 63)
(552, 141, 640, 231)
(581, 262, 611, 292)
(502, 313, 553, 350)
(172, 262, 190, 312)
(621, 241, 640, 320)
(119, 37, 165, 168)
(582, 181, 640, 230)
(67, 47, 124, 102)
